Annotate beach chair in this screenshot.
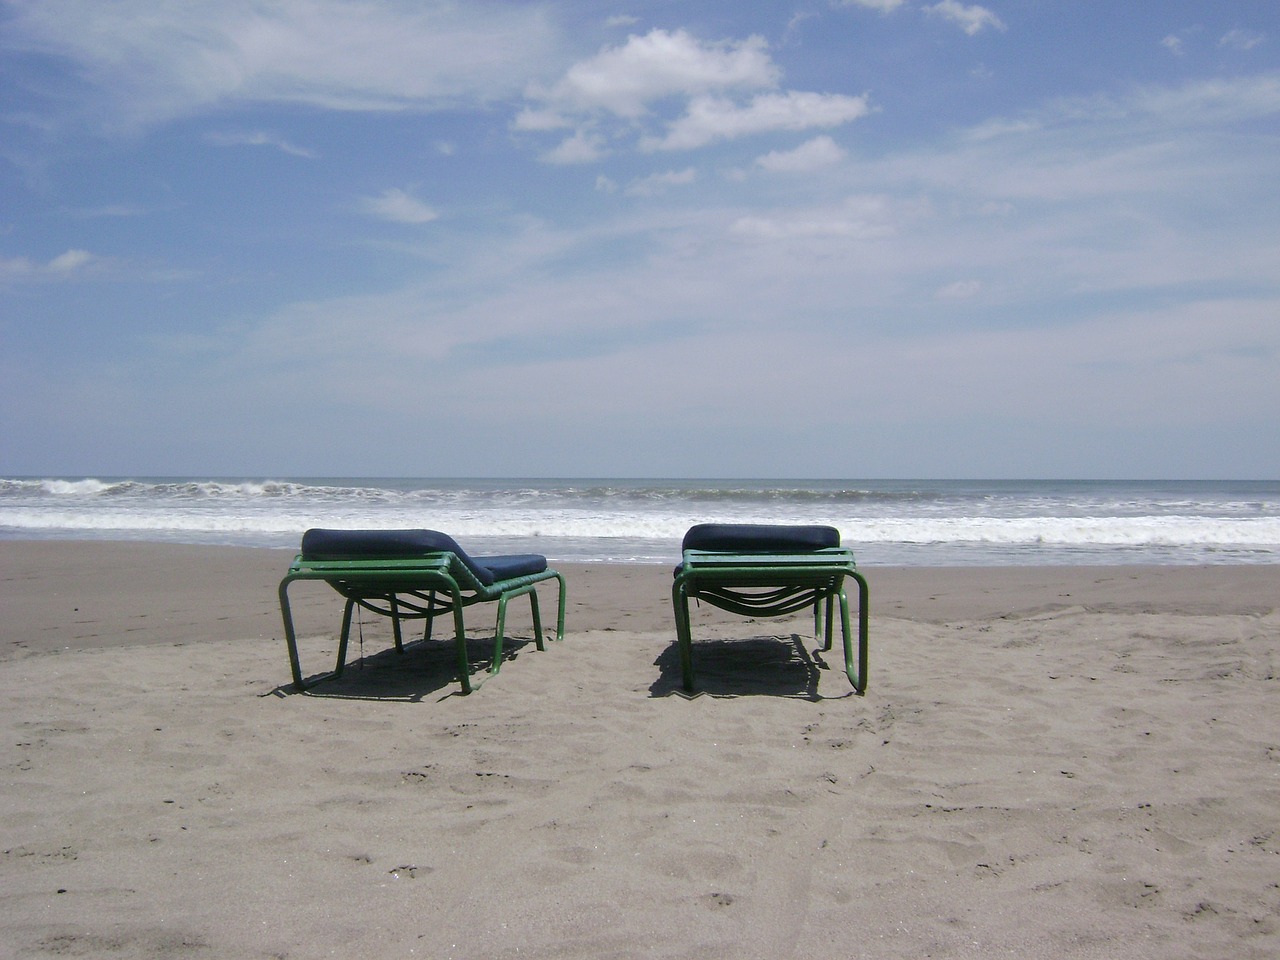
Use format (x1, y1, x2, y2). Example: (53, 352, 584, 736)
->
(278, 529, 566, 694)
(671, 523, 868, 694)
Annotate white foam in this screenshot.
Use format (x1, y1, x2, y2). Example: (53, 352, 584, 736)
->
(4, 477, 1278, 563)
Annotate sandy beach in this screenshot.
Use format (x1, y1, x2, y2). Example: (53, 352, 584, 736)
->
(2, 541, 1277, 959)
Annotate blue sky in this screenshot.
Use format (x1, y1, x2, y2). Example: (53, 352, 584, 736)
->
(2, 0, 1277, 479)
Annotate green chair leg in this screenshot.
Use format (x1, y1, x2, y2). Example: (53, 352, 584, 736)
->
(529, 589, 545, 651)
(335, 599, 356, 677)
(671, 581, 696, 692)
(389, 596, 404, 653)
(422, 589, 437, 642)
(841, 573, 869, 695)
(449, 600, 471, 695)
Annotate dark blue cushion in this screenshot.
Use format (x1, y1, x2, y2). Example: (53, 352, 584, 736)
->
(681, 523, 840, 553)
(474, 554, 548, 581)
(302, 528, 457, 559)
(300, 528, 547, 588)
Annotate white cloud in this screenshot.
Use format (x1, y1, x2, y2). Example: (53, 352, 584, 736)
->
(963, 116, 1042, 141)
(541, 29, 778, 118)
(1161, 34, 1185, 56)
(542, 130, 608, 164)
(1219, 29, 1265, 51)
(520, 27, 870, 159)
(926, 1, 1006, 36)
(512, 107, 572, 132)
(936, 279, 983, 300)
(0, 256, 37, 279)
(358, 189, 439, 224)
(205, 130, 316, 157)
(48, 249, 95, 272)
(730, 215, 865, 241)
(652, 91, 871, 150)
(4, 0, 562, 129)
(756, 135, 846, 172)
(960, 76, 1280, 153)
(1, 248, 98, 279)
(65, 203, 151, 218)
(812, 76, 1280, 316)
(1126, 75, 1280, 126)
(838, 0, 907, 11)
(729, 195, 900, 242)
(624, 168, 697, 196)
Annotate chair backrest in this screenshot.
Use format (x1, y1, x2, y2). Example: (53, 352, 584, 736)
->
(300, 528, 499, 586)
(682, 523, 841, 553)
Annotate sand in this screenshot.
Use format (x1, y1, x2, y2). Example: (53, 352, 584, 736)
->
(1, 541, 1277, 959)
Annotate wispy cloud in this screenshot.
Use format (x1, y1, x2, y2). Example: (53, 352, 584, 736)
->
(649, 91, 870, 151)
(1125, 74, 1280, 126)
(926, 1, 1006, 36)
(357, 189, 439, 224)
(1220, 29, 1266, 52)
(3, 0, 563, 129)
(542, 130, 608, 164)
(1, 248, 100, 280)
(936, 279, 984, 300)
(837, 0, 907, 11)
(511, 107, 573, 132)
(63, 203, 153, 218)
(755, 135, 847, 172)
(729, 195, 901, 242)
(624, 168, 697, 196)
(205, 130, 316, 158)
(535, 29, 777, 118)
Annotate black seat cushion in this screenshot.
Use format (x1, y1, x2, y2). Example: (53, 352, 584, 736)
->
(474, 554, 548, 581)
(681, 523, 840, 553)
(300, 528, 546, 587)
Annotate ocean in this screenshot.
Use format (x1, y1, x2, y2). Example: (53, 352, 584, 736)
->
(2, 477, 1278, 566)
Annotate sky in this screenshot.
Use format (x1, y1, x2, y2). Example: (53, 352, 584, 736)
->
(1, 0, 1278, 480)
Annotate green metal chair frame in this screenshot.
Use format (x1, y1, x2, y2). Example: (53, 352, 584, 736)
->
(279, 553, 565, 695)
(672, 546, 868, 694)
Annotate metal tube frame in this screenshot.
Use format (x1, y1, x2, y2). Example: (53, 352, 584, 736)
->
(279, 556, 565, 695)
(672, 548, 868, 695)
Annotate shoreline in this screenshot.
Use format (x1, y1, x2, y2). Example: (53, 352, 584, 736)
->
(3, 540, 1276, 660)
(3, 539, 1278, 958)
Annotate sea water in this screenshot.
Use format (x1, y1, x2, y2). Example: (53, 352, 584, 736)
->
(2, 477, 1279, 566)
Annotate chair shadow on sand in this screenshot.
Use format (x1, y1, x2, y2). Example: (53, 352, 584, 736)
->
(268, 629, 544, 702)
(650, 632, 851, 701)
